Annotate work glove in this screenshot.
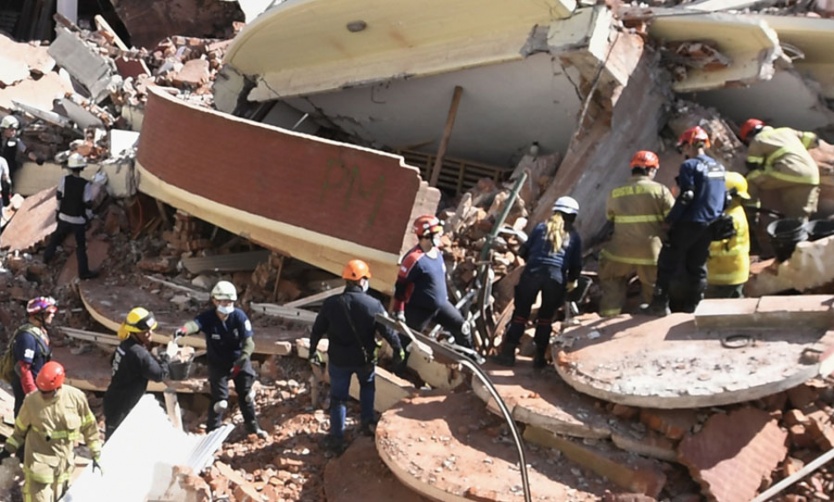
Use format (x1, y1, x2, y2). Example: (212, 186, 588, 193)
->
(392, 348, 406, 373)
(393, 310, 406, 323)
(566, 280, 578, 293)
(174, 327, 188, 340)
(310, 351, 323, 367)
(230, 355, 248, 378)
(92, 458, 103, 475)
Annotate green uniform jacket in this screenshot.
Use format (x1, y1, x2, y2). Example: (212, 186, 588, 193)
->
(601, 176, 675, 265)
(6, 385, 101, 486)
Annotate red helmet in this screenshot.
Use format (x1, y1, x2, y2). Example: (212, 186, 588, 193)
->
(413, 215, 442, 238)
(342, 259, 371, 280)
(36, 361, 65, 392)
(677, 126, 711, 149)
(630, 150, 660, 169)
(27, 296, 57, 315)
(739, 118, 765, 142)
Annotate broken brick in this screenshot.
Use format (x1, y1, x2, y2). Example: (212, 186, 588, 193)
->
(640, 408, 699, 440)
(788, 384, 821, 410)
(785, 409, 810, 427)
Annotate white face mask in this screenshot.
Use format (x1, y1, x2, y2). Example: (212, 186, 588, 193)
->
(361, 279, 370, 292)
(431, 234, 442, 247)
(217, 304, 234, 315)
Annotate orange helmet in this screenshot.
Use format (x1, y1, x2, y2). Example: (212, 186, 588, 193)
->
(676, 126, 711, 149)
(630, 150, 659, 169)
(413, 215, 442, 238)
(739, 118, 765, 142)
(36, 361, 65, 392)
(342, 259, 371, 280)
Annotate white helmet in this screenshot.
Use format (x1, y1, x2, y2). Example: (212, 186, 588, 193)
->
(67, 153, 87, 170)
(1, 115, 20, 130)
(211, 280, 237, 301)
(552, 196, 579, 215)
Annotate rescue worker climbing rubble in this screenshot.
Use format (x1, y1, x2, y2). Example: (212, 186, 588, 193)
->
(1, 114, 43, 208)
(42, 153, 99, 280)
(740, 118, 820, 221)
(309, 259, 405, 454)
(0, 361, 102, 502)
(706, 171, 751, 299)
(174, 280, 267, 439)
(645, 126, 727, 316)
(598, 151, 675, 317)
(492, 196, 582, 368)
(8, 297, 57, 417)
(392, 215, 474, 351)
(103, 307, 169, 440)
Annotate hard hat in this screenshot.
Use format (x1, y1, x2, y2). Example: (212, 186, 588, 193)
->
(0, 115, 20, 129)
(121, 307, 158, 334)
(67, 152, 87, 170)
(552, 196, 580, 215)
(630, 150, 660, 169)
(739, 118, 765, 142)
(36, 361, 65, 392)
(211, 280, 238, 301)
(676, 126, 711, 149)
(413, 215, 443, 238)
(725, 171, 751, 200)
(27, 296, 58, 315)
(342, 259, 371, 281)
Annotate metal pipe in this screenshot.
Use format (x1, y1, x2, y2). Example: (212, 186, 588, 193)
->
(752, 446, 834, 502)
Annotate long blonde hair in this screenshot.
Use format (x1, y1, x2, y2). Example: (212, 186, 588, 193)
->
(545, 212, 569, 253)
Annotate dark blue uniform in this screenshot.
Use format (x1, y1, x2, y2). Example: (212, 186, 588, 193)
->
(504, 224, 582, 358)
(103, 337, 168, 439)
(10, 325, 51, 416)
(310, 285, 403, 439)
(657, 154, 727, 311)
(193, 308, 257, 431)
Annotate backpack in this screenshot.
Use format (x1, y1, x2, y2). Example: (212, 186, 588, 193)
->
(0, 325, 49, 383)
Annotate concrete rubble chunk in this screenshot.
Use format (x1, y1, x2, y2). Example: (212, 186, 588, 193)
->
(0, 186, 58, 252)
(677, 407, 788, 502)
(47, 27, 116, 103)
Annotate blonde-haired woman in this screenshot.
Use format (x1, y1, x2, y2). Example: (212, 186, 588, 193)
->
(492, 196, 583, 368)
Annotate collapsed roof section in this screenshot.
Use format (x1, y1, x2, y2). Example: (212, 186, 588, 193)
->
(135, 87, 439, 294)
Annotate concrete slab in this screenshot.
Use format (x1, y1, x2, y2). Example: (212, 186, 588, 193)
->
(47, 27, 115, 103)
(556, 312, 834, 409)
(324, 436, 430, 502)
(0, 71, 73, 112)
(0, 186, 58, 252)
(695, 295, 834, 329)
(471, 360, 616, 439)
(677, 408, 788, 502)
(376, 391, 622, 502)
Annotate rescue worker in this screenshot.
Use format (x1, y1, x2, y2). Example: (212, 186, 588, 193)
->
(599, 151, 675, 316)
(174, 280, 267, 439)
(0, 361, 102, 502)
(103, 307, 169, 440)
(1, 115, 42, 208)
(0, 155, 11, 209)
(492, 196, 583, 368)
(645, 126, 726, 316)
(706, 172, 751, 298)
(42, 153, 99, 280)
(10, 297, 57, 417)
(740, 118, 820, 221)
(392, 215, 474, 350)
(309, 259, 405, 454)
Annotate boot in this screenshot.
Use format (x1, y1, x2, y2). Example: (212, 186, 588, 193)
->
(532, 344, 548, 370)
(245, 420, 268, 439)
(490, 343, 516, 367)
(642, 289, 670, 317)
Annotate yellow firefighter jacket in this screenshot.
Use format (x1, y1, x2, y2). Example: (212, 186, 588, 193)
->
(5, 385, 101, 486)
(601, 175, 675, 265)
(707, 203, 750, 286)
(746, 126, 819, 191)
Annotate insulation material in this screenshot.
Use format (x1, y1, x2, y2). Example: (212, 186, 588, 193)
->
(63, 395, 232, 501)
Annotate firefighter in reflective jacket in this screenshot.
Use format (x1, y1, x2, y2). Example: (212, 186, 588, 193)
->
(706, 172, 751, 299)
(740, 118, 820, 220)
(10, 297, 57, 417)
(103, 307, 169, 440)
(599, 151, 675, 317)
(1, 361, 102, 502)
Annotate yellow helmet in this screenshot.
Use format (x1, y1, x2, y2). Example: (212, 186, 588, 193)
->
(725, 171, 751, 200)
(117, 307, 158, 340)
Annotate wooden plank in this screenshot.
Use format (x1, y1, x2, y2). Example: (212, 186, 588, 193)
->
(250, 302, 317, 325)
(181, 250, 271, 274)
(283, 286, 344, 308)
(428, 85, 463, 187)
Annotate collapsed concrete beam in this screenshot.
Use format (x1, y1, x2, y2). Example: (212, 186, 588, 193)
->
(135, 87, 439, 295)
(13, 160, 135, 198)
(47, 27, 116, 104)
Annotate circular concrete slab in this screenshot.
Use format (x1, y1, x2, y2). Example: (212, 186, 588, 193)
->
(556, 313, 834, 409)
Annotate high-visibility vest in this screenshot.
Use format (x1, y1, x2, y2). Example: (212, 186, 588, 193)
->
(601, 176, 675, 265)
(707, 204, 750, 286)
(746, 127, 819, 186)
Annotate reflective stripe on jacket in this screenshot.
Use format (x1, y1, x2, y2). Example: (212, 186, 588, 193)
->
(707, 204, 750, 286)
(7, 385, 101, 485)
(746, 127, 819, 187)
(601, 176, 674, 265)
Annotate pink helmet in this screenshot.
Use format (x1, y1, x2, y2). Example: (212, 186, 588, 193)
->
(27, 296, 58, 315)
